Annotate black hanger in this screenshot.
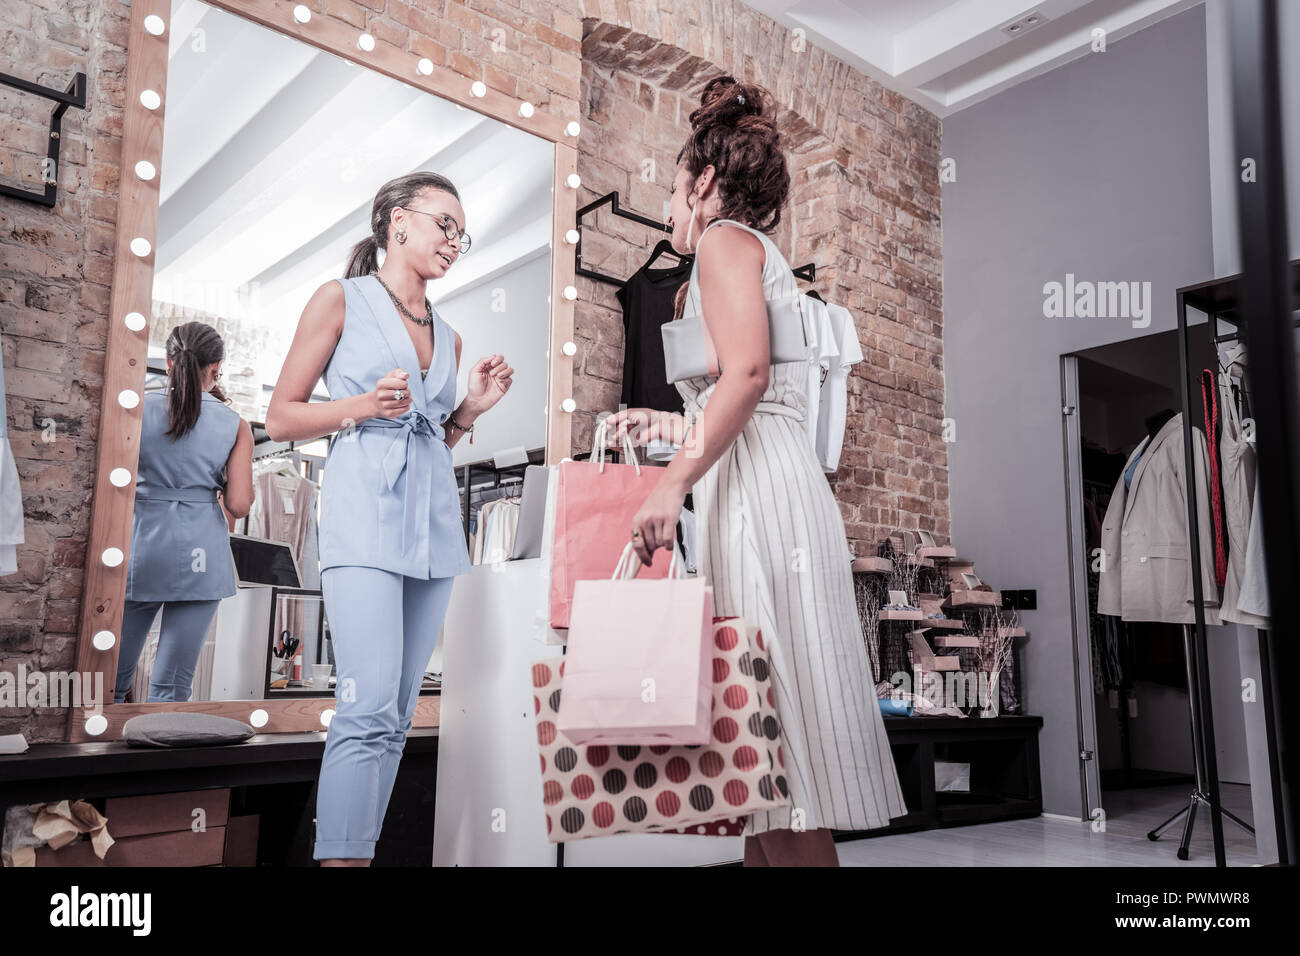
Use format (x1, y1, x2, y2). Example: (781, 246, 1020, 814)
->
(806, 289, 825, 303)
(644, 238, 689, 271)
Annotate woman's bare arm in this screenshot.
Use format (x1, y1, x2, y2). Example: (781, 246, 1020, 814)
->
(654, 226, 769, 492)
(265, 281, 389, 443)
(221, 419, 255, 518)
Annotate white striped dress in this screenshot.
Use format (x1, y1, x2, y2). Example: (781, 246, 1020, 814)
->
(677, 218, 908, 835)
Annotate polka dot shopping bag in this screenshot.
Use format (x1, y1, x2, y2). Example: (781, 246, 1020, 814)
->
(531, 616, 791, 842)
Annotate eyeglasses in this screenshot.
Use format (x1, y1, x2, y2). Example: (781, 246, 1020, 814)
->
(400, 206, 472, 253)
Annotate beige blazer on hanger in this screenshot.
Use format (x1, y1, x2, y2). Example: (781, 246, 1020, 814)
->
(1097, 413, 1222, 625)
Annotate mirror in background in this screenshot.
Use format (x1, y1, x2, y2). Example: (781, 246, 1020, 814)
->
(117, 0, 554, 705)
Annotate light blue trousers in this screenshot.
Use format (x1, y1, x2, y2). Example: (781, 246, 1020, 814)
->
(116, 599, 220, 703)
(314, 565, 455, 861)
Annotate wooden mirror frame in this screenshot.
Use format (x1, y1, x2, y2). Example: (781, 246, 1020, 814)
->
(67, 0, 579, 742)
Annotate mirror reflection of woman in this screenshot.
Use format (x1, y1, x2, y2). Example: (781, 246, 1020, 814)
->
(605, 77, 907, 866)
(118, 322, 254, 703)
(266, 172, 513, 867)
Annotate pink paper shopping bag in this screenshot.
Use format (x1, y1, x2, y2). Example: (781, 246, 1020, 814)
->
(557, 544, 713, 745)
(549, 422, 672, 629)
(532, 616, 790, 842)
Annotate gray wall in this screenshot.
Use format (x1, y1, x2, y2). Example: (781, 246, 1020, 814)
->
(941, 6, 1215, 818)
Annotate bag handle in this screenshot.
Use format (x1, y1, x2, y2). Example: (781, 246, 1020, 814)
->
(591, 418, 642, 476)
(611, 540, 685, 580)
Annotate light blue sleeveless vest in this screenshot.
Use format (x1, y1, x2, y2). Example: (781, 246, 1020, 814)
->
(125, 389, 241, 602)
(318, 274, 470, 579)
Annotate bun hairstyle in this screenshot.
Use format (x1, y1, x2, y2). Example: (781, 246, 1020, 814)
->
(345, 171, 461, 279)
(164, 321, 229, 440)
(677, 75, 790, 233)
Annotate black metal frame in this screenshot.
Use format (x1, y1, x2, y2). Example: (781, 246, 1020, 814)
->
(1227, 0, 1300, 867)
(0, 71, 86, 207)
(575, 190, 817, 286)
(1163, 0, 1300, 867)
(261, 585, 327, 700)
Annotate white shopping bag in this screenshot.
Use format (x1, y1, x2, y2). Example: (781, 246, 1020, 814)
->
(532, 465, 566, 645)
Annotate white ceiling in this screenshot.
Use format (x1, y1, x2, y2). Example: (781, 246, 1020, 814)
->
(153, 0, 553, 386)
(741, 0, 1203, 116)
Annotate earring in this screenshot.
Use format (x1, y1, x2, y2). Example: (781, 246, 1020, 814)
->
(395, 230, 407, 244)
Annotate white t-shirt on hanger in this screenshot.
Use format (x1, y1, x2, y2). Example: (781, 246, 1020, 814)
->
(817, 303, 864, 472)
(800, 294, 839, 454)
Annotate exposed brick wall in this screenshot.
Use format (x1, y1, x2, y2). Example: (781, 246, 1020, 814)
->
(571, 2, 947, 558)
(1, 0, 127, 743)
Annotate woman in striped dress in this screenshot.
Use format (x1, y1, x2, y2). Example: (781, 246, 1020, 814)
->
(605, 76, 907, 866)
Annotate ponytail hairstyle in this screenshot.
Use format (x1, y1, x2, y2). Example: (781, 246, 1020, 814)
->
(164, 321, 228, 440)
(672, 76, 790, 320)
(344, 171, 462, 279)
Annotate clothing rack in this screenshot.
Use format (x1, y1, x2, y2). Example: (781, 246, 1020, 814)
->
(574, 190, 817, 287)
(1169, 258, 1300, 865)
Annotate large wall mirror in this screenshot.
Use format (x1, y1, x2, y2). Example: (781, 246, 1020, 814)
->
(70, 0, 579, 740)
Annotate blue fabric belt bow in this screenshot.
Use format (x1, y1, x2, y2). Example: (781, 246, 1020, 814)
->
(135, 486, 220, 502)
(358, 409, 445, 559)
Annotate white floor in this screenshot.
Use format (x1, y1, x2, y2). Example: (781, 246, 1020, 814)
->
(834, 783, 1261, 866)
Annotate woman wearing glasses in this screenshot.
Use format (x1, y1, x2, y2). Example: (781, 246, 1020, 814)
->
(266, 171, 514, 866)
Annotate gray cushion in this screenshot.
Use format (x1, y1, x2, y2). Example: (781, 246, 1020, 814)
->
(122, 712, 255, 748)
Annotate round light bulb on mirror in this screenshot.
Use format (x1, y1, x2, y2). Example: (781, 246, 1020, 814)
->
(566, 121, 581, 137)
(561, 398, 577, 413)
(92, 630, 116, 651)
(124, 311, 146, 331)
(357, 33, 375, 51)
(109, 467, 132, 487)
(249, 709, 269, 728)
(562, 341, 577, 356)
(117, 389, 140, 409)
(143, 14, 166, 35)
(320, 708, 335, 728)
(85, 714, 108, 737)
(564, 229, 579, 244)
(562, 285, 577, 300)
(139, 89, 161, 110)
(417, 57, 433, 75)
(566, 173, 581, 189)
(101, 547, 124, 567)
(518, 101, 534, 118)
(129, 237, 151, 258)
(134, 160, 156, 181)
(293, 5, 311, 24)
(471, 80, 487, 98)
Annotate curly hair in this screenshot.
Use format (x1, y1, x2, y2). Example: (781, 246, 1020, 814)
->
(676, 75, 790, 233)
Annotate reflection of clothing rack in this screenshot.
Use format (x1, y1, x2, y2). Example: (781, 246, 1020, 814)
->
(456, 451, 544, 547)
(575, 190, 817, 287)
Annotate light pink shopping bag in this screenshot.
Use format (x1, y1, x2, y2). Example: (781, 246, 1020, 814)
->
(558, 543, 713, 745)
(549, 422, 672, 629)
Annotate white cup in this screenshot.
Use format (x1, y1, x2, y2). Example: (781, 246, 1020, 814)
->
(312, 664, 333, 688)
